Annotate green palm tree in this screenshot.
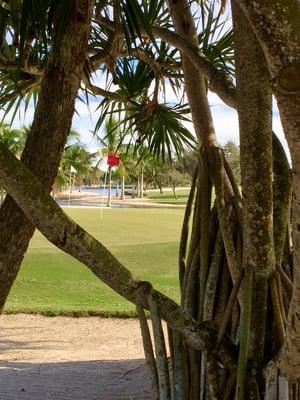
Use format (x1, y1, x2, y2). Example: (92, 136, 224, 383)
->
(0, 124, 27, 202)
(54, 133, 96, 195)
(0, 124, 26, 158)
(117, 145, 136, 200)
(97, 117, 122, 207)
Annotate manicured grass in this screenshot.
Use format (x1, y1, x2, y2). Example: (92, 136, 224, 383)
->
(146, 188, 191, 204)
(6, 208, 184, 316)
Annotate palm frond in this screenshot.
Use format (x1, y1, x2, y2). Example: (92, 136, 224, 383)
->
(198, 0, 234, 74)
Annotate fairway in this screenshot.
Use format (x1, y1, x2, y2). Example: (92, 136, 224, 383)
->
(6, 207, 184, 316)
(146, 188, 190, 204)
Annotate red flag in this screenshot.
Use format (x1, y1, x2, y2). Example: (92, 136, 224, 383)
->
(107, 154, 120, 167)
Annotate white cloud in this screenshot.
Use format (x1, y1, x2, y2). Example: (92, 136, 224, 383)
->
(212, 107, 239, 145)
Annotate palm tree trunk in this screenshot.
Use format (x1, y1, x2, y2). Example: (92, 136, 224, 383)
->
(121, 175, 125, 200)
(116, 180, 119, 198)
(0, 1, 95, 311)
(137, 177, 140, 199)
(165, 2, 224, 399)
(140, 166, 144, 199)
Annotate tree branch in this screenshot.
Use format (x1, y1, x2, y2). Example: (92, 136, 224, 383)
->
(0, 142, 237, 370)
(0, 75, 42, 106)
(95, 15, 237, 108)
(1, 17, 236, 108)
(0, 60, 45, 75)
(151, 26, 237, 108)
(81, 74, 127, 101)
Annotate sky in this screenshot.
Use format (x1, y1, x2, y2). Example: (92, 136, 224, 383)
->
(1, 84, 288, 159)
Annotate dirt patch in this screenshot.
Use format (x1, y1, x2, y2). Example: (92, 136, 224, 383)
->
(0, 314, 154, 399)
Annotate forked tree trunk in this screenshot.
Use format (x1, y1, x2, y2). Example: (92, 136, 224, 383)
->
(0, 1, 95, 311)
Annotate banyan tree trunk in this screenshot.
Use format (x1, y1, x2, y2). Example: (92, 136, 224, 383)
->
(0, 1, 95, 311)
(136, 1, 293, 399)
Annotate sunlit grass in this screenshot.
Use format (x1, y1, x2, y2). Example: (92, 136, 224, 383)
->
(146, 188, 190, 204)
(6, 207, 184, 316)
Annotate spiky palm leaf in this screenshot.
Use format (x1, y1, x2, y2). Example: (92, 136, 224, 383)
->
(119, 0, 234, 74)
(114, 58, 154, 97)
(0, 1, 75, 121)
(198, 0, 234, 74)
(130, 101, 195, 160)
(0, 123, 26, 156)
(102, 101, 196, 161)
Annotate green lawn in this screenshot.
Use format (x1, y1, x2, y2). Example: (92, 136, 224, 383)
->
(146, 188, 191, 204)
(6, 208, 184, 316)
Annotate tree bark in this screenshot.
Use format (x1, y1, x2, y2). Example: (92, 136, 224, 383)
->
(276, 93, 300, 379)
(166, 0, 217, 148)
(236, 0, 300, 78)
(0, 1, 94, 311)
(236, 0, 300, 380)
(232, 2, 274, 397)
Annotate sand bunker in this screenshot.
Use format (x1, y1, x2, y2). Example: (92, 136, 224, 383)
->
(0, 314, 154, 399)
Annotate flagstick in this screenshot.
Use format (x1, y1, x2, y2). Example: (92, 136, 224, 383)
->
(100, 169, 108, 220)
(100, 155, 120, 219)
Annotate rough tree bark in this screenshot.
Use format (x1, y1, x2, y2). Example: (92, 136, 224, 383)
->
(236, 0, 300, 380)
(166, 0, 217, 148)
(0, 0, 95, 310)
(232, 2, 274, 397)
